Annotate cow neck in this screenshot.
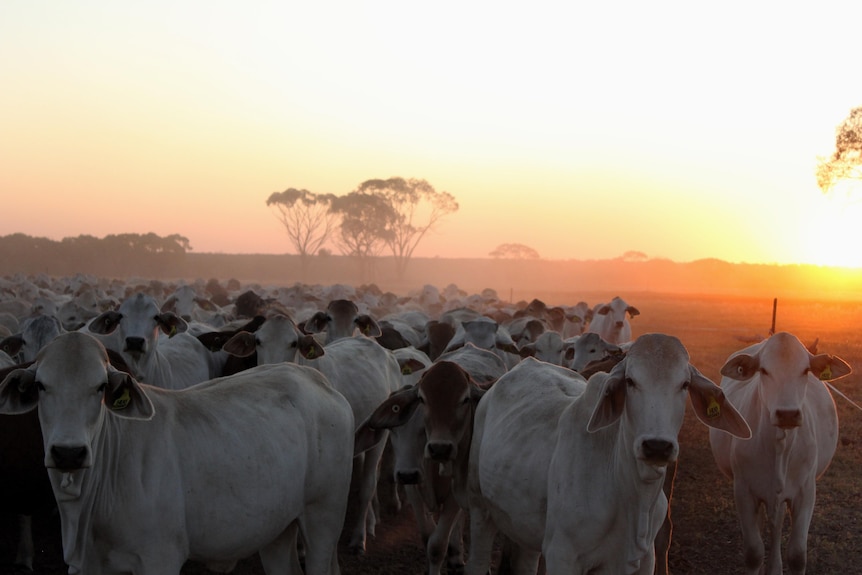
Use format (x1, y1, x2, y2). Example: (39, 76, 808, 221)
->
(614, 414, 668, 573)
(55, 407, 122, 574)
(450, 402, 477, 507)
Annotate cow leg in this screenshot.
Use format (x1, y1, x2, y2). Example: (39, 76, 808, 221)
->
(654, 459, 677, 575)
(349, 437, 387, 554)
(764, 497, 787, 575)
(299, 500, 347, 575)
(403, 484, 435, 545)
(464, 506, 498, 575)
(258, 521, 303, 575)
(786, 490, 815, 575)
(446, 512, 466, 573)
(734, 479, 765, 575)
(427, 497, 462, 575)
(14, 514, 34, 570)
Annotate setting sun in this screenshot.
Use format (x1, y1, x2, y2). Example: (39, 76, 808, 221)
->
(798, 186, 862, 268)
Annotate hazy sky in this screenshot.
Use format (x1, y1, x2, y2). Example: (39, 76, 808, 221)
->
(4, 1, 862, 266)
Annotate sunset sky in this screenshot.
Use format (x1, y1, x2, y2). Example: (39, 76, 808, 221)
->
(3, 1, 862, 267)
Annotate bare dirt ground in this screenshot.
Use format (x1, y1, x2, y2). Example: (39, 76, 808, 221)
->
(2, 292, 861, 574)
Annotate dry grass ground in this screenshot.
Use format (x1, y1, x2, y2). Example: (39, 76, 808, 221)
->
(2, 292, 861, 574)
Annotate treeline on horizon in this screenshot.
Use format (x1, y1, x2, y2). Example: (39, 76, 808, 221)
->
(2, 232, 862, 301)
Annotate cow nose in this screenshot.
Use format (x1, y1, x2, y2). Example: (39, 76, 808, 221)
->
(396, 470, 422, 485)
(642, 439, 675, 462)
(615, 321, 624, 328)
(125, 337, 146, 352)
(775, 409, 802, 428)
(426, 442, 454, 461)
(51, 445, 87, 470)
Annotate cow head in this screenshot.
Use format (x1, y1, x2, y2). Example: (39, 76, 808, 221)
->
(0, 332, 154, 499)
(355, 360, 485, 477)
(720, 331, 851, 429)
(222, 314, 324, 365)
(588, 333, 750, 471)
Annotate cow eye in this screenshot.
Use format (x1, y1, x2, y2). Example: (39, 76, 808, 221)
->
(760, 367, 770, 377)
(97, 383, 106, 394)
(36, 381, 45, 392)
(681, 381, 690, 391)
(625, 377, 635, 389)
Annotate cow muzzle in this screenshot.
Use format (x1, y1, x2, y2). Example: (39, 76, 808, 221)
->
(425, 441, 454, 462)
(774, 408, 802, 429)
(639, 438, 677, 466)
(125, 337, 146, 354)
(49, 445, 89, 470)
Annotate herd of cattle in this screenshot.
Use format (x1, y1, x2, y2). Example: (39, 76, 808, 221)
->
(0, 273, 852, 575)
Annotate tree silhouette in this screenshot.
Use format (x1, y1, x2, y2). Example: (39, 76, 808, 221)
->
(817, 106, 862, 194)
(329, 191, 397, 282)
(354, 177, 458, 278)
(489, 243, 540, 259)
(266, 188, 337, 277)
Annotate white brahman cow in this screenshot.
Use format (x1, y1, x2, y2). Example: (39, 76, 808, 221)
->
(0, 313, 65, 363)
(0, 331, 354, 575)
(587, 295, 639, 345)
(87, 291, 216, 389)
(304, 298, 382, 344)
(709, 331, 851, 575)
(465, 334, 751, 575)
(222, 313, 401, 554)
(566, 331, 625, 374)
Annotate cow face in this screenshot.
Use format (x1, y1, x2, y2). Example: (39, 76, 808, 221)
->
(89, 292, 188, 377)
(417, 361, 484, 472)
(223, 314, 323, 365)
(358, 360, 485, 477)
(589, 334, 750, 472)
(721, 331, 851, 429)
(0, 333, 154, 499)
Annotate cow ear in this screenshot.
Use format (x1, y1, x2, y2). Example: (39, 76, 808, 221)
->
(0, 335, 24, 358)
(354, 417, 389, 456)
(197, 331, 229, 352)
(160, 296, 178, 313)
(398, 357, 427, 376)
(104, 369, 154, 420)
(810, 354, 852, 381)
(519, 344, 537, 359)
(587, 360, 627, 432)
(355, 315, 382, 338)
(304, 312, 329, 334)
(156, 313, 188, 338)
(88, 311, 123, 335)
(222, 332, 257, 358)
(0, 367, 39, 414)
(367, 386, 420, 429)
(720, 354, 759, 381)
(627, 306, 640, 317)
(687, 366, 751, 439)
(298, 335, 325, 360)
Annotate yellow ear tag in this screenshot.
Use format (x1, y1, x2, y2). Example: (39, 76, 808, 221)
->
(401, 366, 413, 375)
(706, 396, 721, 419)
(820, 365, 833, 380)
(306, 348, 316, 359)
(169, 325, 178, 338)
(112, 388, 131, 410)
